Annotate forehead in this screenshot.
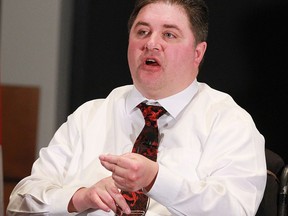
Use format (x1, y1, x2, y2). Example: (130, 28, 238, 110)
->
(134, 2, 191, 29)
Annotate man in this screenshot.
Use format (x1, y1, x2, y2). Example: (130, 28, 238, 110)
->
(7, 0, 266, 215)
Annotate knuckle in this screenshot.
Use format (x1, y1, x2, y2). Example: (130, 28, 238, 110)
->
(105, 196, 115, 206)
(128, 173, 138, 182)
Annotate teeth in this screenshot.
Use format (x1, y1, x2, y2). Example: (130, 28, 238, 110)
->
(147, 59, 156, 62)
(146, 59, 156, 65)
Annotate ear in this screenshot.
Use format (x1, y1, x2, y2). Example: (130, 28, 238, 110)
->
(194, 41, 207, 67)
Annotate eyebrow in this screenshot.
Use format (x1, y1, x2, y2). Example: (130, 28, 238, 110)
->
(134, 21, 182, 33)
(134, 21, 150, 29)
(163, 24, 182, 33)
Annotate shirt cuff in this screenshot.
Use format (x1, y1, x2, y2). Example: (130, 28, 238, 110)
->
(146, 163, 182, 207)
(47, 186, 80, 215)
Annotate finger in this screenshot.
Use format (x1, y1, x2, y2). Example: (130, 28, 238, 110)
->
(90, 184, 119, 213)
(100, 154, 132, 169)
(100, 156, 130, 176)
(100, 160, 127, 180)
(94, 197, 111, 213)
(112, 174, 129, 191)
(99, 154, 120, 165)
(87, 189, 111, 212)
(100, 160, 116, 172)
(108, 187, 131, 215)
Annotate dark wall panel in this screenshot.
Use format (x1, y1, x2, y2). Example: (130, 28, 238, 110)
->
(70, 0, 288, 162)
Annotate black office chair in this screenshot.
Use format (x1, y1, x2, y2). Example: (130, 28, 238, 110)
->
(256, 149, 288, 216)
(279, 164, 288, 216)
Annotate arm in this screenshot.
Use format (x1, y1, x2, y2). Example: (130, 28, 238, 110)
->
(7, 121, 80, 215)
(149, 117, 266, 215)
(7, 100, 130, 215)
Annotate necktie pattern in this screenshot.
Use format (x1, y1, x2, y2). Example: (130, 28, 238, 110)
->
(117, 102, 167, 216)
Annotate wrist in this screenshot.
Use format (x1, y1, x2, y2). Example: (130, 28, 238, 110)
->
(144, 162, 159, 192)
(143, 173, 157, 192)
(68, 187, 87, 213)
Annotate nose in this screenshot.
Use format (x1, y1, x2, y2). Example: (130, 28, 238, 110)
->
(144, 33, 162, 51)
(145, 42, 160, 51)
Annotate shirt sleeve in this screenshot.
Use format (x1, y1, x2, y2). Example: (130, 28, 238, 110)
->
(147, 107, 267, 216)
(7, 108, 83, 215)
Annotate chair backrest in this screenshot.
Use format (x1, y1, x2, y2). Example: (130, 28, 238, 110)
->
(256, 149, 286, 216)
(1, 84, 39, 212)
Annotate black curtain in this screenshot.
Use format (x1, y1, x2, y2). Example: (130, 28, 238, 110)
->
(69, 0, 134, 112)
(70, 0, 288, 163)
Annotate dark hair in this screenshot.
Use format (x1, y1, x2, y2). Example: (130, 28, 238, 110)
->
(128, 0, 209, 44)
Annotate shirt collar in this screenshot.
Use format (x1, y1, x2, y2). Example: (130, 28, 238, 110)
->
(126, 80, 199, 118)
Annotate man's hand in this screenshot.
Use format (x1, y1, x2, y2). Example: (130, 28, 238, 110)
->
(99, 153, 159, 192)
(68, 176, 131, 214)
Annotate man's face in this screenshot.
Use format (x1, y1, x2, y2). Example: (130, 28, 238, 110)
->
(128, 2, 207, 99)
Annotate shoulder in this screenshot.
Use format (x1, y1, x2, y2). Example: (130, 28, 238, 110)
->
(197, 82, 233, 103)
(74, 85, 132, 110)
(68, 85, 133, 122)
(195, 82, 253, 122)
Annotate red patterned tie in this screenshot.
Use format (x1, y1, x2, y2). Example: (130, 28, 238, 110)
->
(116, 102, 167, 216)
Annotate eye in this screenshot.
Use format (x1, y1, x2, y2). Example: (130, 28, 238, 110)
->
(137, 30, 149, 37)
(163, 32, 176, 39)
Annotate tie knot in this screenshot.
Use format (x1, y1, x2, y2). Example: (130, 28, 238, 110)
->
(137, 102, 167, 122)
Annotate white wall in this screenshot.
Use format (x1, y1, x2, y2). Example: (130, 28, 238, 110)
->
(0, 0, 73, 155)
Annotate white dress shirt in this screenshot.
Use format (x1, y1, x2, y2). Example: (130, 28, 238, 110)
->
(7, 80, 266, 216)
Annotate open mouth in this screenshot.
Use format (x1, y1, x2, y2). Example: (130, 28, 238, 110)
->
(145, 58, 160, 66)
